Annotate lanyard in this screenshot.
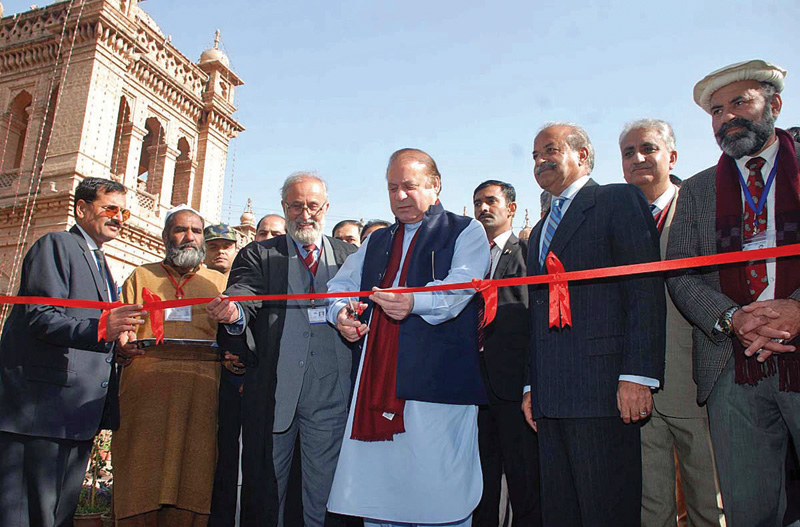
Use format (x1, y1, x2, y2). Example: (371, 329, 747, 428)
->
(160, 262, 196, 299)
(736, 154, 778, 219)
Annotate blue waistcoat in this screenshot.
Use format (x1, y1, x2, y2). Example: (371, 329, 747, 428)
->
(359, 202, 487, 405)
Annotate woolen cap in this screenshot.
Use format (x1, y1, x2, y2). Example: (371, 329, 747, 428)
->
(693, 59, 786, 114)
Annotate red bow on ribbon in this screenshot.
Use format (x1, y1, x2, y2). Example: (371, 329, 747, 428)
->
(142, 287, 165, 344)
(545, 252, 571, 328)
(97, 301, 123, 342)
(472, 278, 498, 327)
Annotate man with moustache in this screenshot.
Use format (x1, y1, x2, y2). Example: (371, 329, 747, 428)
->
(205, 223, 239, 275)
(619, 119, 723, 527)
(666, 60, 800, 526)
(113, 206, 228, 526)
(0, 177, 143, 527)
(472, 180, 541, 527)
(332, 220, 363, 247)
(522, 123, 665, 527)
(323, 148, 489, 526)
(208, 172, 357, 527)
(256, 214, 287, 242)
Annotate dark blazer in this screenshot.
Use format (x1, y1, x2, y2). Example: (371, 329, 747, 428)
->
(527, 180, 666, 418)
(0, 225, 119, 441)
(217, 234, 356, 527)
(483, 233, 529, 402)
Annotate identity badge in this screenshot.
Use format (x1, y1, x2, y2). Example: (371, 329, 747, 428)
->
(742, 230, 774, 252)
(308, 307, 327, 324)
(165, 305, 192, 322)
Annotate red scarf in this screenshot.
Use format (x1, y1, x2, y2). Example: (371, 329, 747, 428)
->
(351, 226, 419, 441)
(715, 128, 800, 391)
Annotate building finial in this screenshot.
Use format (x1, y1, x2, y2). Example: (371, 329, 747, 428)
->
(214, 29, 221, 49)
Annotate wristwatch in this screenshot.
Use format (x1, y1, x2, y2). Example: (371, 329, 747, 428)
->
(714, 306, 740, 337)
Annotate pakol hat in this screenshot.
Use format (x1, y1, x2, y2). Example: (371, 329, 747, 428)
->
(204, 223, 237, 242)
(693, 59, 786, 114)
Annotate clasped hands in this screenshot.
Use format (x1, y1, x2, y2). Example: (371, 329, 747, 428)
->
(335, 287, 414, 342)
(732, 299, 800, 361)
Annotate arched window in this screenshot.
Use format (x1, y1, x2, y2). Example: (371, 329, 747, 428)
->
(110, 97, 132, 180)
(171, 137, 192, 206)
(2, 91, 33, 173)
(137, 117, 166, 195)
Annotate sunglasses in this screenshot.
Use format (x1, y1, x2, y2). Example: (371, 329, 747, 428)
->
(96, 204, 131, 222)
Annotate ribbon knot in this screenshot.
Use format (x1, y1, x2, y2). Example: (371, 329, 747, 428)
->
(545, 252, 572, 328)
(472, 278, 498, 328)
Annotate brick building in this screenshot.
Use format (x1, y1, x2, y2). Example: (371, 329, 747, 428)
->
(0, 0, 245, 310)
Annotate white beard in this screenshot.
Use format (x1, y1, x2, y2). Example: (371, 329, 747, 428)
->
(288, 217, 325, 245)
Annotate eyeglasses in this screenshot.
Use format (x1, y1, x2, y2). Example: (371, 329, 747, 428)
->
(283, 201, 327, 217)
(96, 204, 131, 222)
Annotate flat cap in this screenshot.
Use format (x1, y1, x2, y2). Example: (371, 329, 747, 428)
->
(204, 224, 237, 242)
(694, 59, 786, 114)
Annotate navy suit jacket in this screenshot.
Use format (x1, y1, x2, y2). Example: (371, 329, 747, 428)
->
(0, 226, 119, 440)
(527, 180, 666, 418)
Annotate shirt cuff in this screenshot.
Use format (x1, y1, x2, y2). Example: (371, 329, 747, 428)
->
(411, 292, 433, 315)
(619, 375, 660, 389)
(523, 385, 531, 395)
(327, 299, 349, 325)
(223, 303, 246, 335)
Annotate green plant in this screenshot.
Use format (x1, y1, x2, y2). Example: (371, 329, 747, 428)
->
(75, 431, 113, 515)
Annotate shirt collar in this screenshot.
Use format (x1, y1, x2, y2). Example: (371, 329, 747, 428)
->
(289, 233, 323, 255)
(492, 228, 514, 250)
(735, 138, 779, 177)
(75, 224, 100, 251)
(556, 175, 591, 202)
(650, 184, 677, 213)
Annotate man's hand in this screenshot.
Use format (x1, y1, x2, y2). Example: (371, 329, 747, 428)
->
(206, 295, 240, 324)
(370, 287, 414, 321)
(105, 304, 145, 341)
(335, 305, 369, 342)
(617, 380, 653, 424)
(223, 351, 246, 374)
(738, 299, 800, 361)
(521, 391, 537, 432)
(116, 330, 144, 363)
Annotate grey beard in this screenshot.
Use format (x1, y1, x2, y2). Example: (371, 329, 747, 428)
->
(166, 243, 205, 269)
(716, 107, 775, 159)
(288, 217, 325, 245)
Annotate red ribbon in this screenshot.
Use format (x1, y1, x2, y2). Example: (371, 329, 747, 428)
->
(142, 287, 164, 344)
(97, 301, 123, 342)
(472, 278, 498, 327)
(5, 243, 799, 343)
(545, 252, 571, 328)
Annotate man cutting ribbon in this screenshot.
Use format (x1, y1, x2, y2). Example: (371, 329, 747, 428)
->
(325, 148, 490, 526)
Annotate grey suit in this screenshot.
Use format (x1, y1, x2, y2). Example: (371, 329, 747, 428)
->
(666, 152, 800, 527)
(641, 186, 722, 527)
(0, 226, 119, 527)
(220, 234, 356, 527)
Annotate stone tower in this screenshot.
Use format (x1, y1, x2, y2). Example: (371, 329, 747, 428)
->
(0, 0, 244, 301)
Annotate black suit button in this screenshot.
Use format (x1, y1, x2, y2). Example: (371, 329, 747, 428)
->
(303, 331, 310, 338)
(101, 381, 109, 388)
(536, 299, 543, 306)
(105, 356, 113, 363)
(299, 360, 305, 367)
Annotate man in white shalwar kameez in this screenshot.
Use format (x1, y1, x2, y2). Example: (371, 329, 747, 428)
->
(326, 148, 490, 526)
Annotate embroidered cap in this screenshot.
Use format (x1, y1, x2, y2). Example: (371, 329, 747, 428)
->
(693, 59, 786, 114)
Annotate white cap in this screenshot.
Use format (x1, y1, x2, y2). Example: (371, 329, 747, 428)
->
(693, 59, 786, 114)
(164, 204, 204, 226)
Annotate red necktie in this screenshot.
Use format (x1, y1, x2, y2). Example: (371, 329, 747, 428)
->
(743, 157, 768, 300)
(303, 244, 319, 275)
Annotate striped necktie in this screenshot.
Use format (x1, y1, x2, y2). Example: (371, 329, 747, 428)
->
(302, 244, 319, 275)
(539, 197, 565, 269)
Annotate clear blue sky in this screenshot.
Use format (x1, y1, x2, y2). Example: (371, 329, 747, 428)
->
(7, 0, 800, 232)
